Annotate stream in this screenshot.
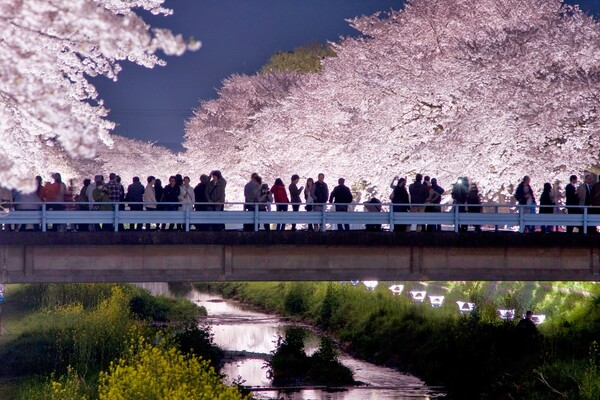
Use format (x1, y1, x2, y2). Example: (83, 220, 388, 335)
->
(138, 283, 445, 400)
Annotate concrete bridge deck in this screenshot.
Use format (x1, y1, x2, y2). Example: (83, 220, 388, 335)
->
(1, 231, 599, 283)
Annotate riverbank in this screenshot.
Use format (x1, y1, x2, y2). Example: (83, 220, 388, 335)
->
(0, 283, 245, 399)
(195, 281, 600, 399)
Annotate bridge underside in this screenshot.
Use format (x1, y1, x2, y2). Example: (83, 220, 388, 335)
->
(1, 232, 599, 283)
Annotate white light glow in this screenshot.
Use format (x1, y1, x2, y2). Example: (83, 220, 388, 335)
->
(389, 284, 404, 295)
(497, 309, 515, 320)
(410, 290, 427, 302)
(429, 295, 444, 307)
(456, 301, 476, 313)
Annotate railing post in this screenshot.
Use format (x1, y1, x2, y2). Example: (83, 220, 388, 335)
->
(321, 204, 326, 232)
(584, 206, 588, 235)
(42, 203, 47, 233)
(254, 203, 259, 232)
(453, 204, 459, 233)
(518, 205, 524, 233)
(185, 207, 190, 232)
(389, 204, 394, 232)
(114, 203, 119, 232)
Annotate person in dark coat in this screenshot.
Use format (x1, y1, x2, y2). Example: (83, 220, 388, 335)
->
(161, 176, 180, 231)
(313, 173, 329, 230)
(125, 176, 145, 230)
(329, 178, 353, 231)
(539, 182, 555, 233)
(289, 174, 303, 231)
(193, 174, 210, 231)
(466, 184, 482, 232)
(565, 175, 580, 233)
(390, 177, 410, 232)
(452, 177, 469, 232)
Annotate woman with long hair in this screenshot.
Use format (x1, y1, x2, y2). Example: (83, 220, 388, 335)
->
(270, 178, 289, 231)
(304, 178, 315, 231)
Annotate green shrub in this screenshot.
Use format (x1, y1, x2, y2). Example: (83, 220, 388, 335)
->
(97, 336, 244, 400)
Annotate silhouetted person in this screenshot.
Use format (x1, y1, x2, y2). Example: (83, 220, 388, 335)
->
(390, 176, 409, 232)
(194, 174, 210, 231)
(565, 175, 580, 233)
(289, 175, 303, 231)
(578, 174, 596, 233)
(329, 178, 353, 231)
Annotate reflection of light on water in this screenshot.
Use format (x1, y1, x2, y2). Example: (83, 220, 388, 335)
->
(139, 287, 446, 399)
(211, 324, 282, 354)
(222, 358, 270, 387)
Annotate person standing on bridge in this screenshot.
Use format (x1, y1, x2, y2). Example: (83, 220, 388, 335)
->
(126, 177, 145, 230)
(194, 174, 210, 231)
(565, 175, 581, 233)
(304, 177, 316, 231)
(466, 183, 482, 232)
(207, 170, 227, 231)
(409, 173, 428, 232)
(329, 178, 353, 231)
(390, 176, 409, 232)
(271, 178, 289, 231)
(143, 176, 157, 230)
(258, 182, 273, 231)
(92, 178, 113, 231)
(243, 173, 261, 232)
(179, 176, 195, 230)
(515, 175, 536, 233)
(161, 176, 180, 231)
(289, 175, 303, 232)
(577, 174, 596, 233)
(313, 173, 329, 231)
(425, 180, 442, 232)
(451, 177, 468, 232)
(539, 182, 556, 233)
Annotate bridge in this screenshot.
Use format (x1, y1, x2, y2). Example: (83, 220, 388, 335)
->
(1, 202, 599, 283)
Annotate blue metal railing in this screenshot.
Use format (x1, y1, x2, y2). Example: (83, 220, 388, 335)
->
(0, 202, 599, 233)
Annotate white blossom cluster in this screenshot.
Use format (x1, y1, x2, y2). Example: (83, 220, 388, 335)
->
(0, 0, 199, 190)
(184, 0, 600, 201)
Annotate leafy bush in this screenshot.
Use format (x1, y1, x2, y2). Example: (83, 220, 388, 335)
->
(97, 336, 245, 400)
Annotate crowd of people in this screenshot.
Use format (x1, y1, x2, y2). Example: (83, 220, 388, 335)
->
(1, 170, 599, 233)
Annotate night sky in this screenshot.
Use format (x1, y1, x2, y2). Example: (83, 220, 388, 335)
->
(93, 0, 600, 151)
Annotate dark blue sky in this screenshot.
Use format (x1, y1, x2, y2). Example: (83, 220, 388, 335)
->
(94, 0, 600, 151)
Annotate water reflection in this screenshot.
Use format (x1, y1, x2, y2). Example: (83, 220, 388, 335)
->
(192, 292, 444, 399)
(140, 284, 444, 399)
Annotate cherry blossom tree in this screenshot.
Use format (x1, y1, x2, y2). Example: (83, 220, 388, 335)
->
(0, 0, 199, 190)
(183, 72, 306, 195)
(185, 0, 600, 202)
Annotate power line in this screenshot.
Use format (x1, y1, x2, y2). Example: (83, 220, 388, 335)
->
(110, 109, 194, 117)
